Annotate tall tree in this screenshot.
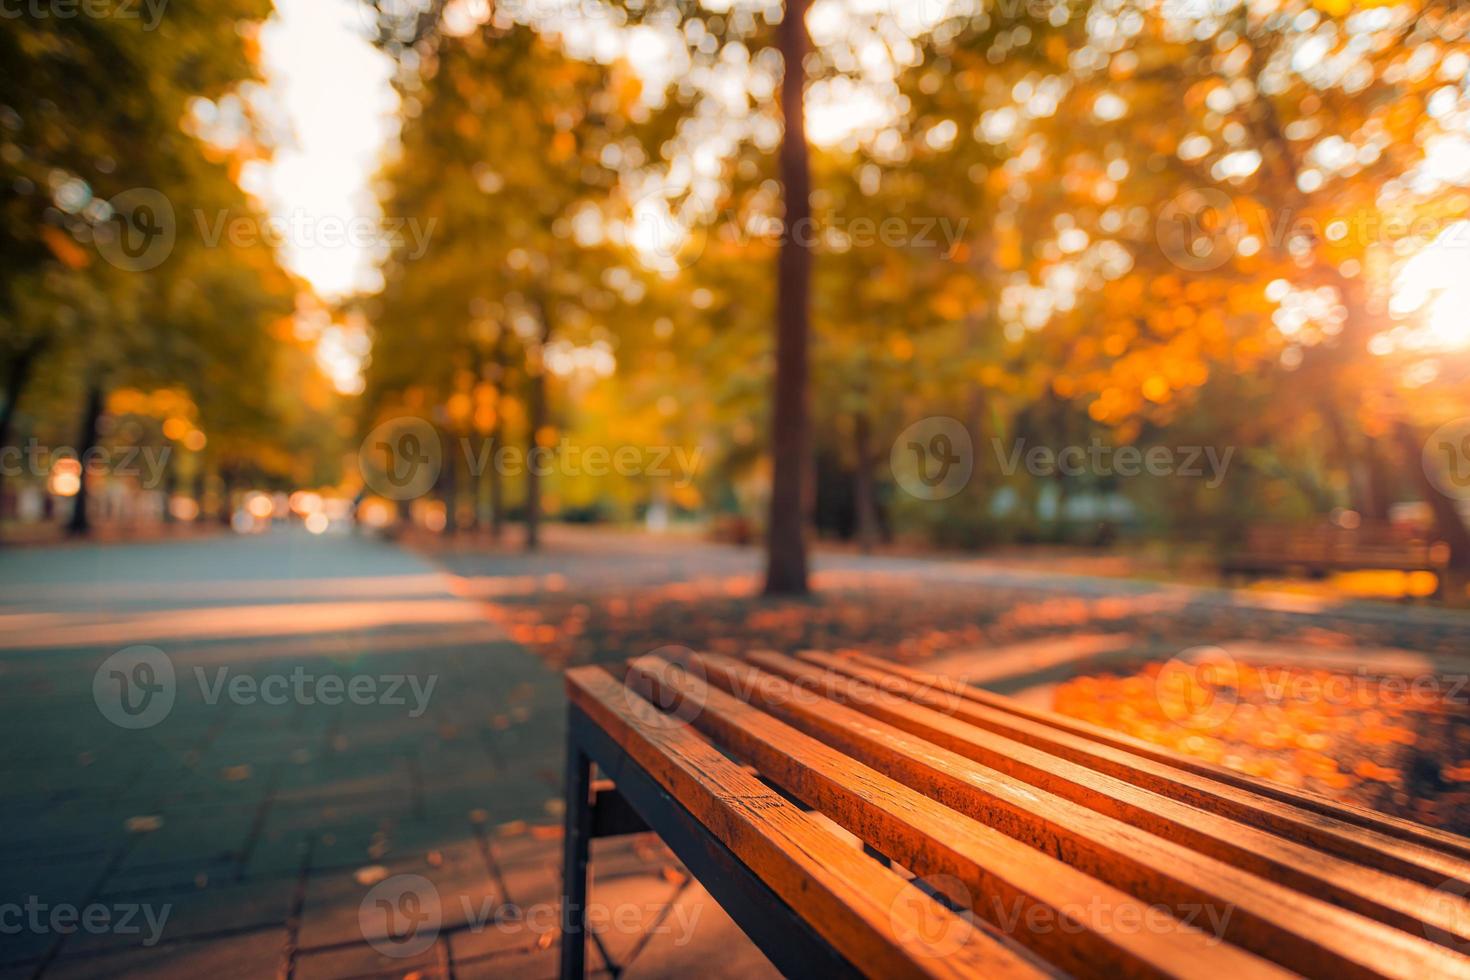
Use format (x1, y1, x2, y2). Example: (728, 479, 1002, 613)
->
(764, 0, 813, 593)
(366, 19, 640, 548)
(0, 1, 292, 535)
(892, 0, 1470, 557)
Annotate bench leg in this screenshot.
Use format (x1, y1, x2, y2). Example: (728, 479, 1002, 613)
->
(560, 739, 593, 980)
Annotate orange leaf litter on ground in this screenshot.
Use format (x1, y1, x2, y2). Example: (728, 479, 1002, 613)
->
(1052, 659, 1470, 833)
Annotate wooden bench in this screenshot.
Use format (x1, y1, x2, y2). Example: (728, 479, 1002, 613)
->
(1222, 523, 1450, 592)
(560, 649, 1470, 978)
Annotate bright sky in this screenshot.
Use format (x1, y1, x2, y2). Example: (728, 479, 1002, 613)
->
(1387, 220, 1470, 354)
(249, 0, 907, 299)
(254, 0, 398, 300)
(244, 0, 1469, 385)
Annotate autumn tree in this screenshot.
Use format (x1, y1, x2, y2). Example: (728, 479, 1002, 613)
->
(367, 17, 643, 547)
(0, 2, 294, 535)
(886, 0, 1470, 560)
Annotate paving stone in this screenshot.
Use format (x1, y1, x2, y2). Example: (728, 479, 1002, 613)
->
(59, 876, 295, 954)
(581, 865, 685, 969)
(305, 820, 474, 874)
(450, 777, 560, 826)
(488, 828, 561, 865)
(115, 766, 270, 810)
(292, 938, 448, 980)
(1, 856, 109, 905)
(276, 767, 414, 804)
(588, 835, 677, 879)
(0, 926, 57, 966)
(618, 878, 780, 980)
(239, 827, 310, 878)
(0, 817, 127, 862)
(447, 915, 559, 962)
(453, 941, 609, 980)
(298, 843, 496, 951)
(298, 873, 393, 951)
(116, 811, 256, 869)
(416, 791, 506, 824)
(98, 858, 237, 896)
(0, 859, 112, 964)
(43, 926, 286, 980)
(495, 857, 560, 914)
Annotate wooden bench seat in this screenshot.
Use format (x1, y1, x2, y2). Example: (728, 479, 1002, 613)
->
(560, 651, 1470, 979)
(1221, 523, 1450, 588)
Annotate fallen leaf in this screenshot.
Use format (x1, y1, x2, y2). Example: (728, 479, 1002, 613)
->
(355, 865, 390, 886)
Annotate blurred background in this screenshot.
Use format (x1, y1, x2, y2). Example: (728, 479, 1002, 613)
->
(7, 2, 1470, 976)
(3, 0, 1469, 603)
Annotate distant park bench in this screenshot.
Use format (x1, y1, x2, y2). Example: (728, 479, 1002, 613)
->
(707, 514, 755, 546)
(561, 650, 1470, 978)
(1222, 522, 1450, 592)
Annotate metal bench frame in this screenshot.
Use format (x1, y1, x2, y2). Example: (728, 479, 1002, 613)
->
(558, 650, 1470, 979)
(560, 707, 858, 980)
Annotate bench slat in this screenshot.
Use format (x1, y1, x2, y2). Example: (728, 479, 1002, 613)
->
(625, 655, 1304, 980)
(565, 651, 1470, 979)
(834, 650, 1470, 863)
(809, 651, 1470, 887)
(564, 666, 1047, 980)
(645, 651, 1468, 980)
(739, 650, 1470, 951)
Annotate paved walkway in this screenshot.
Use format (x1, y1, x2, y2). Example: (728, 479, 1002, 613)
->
(0, 530, 773, 979)
(7, 526, 1469, 978)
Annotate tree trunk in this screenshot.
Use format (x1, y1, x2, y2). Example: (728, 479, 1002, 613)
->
(853, 411, 878, 553)
(525, 346, 547, 552)
(217, 466, 234, 525)
(1364, 443, 1395, 523)
(440, 425, 458, 536)
(1318, 400, 1376, 518)
(487, 334, 511, 543)
(1399, 419, 1470, 570)
(763, 0, 812, 596)
(0, 341, 44, 527)
(192, 468, 205, 524)
(66, 382, 104, 537)
(160, 441, 177, 524)
(470, 435, 486, 534)
(488, 429, 504, 541)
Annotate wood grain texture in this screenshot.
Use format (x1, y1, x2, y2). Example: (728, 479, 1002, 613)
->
(564, 666, 1046, 980)
(657, 650, 1468, 979)
(813, 650, 1470, 886)
(836, 650, 1470, 868)
(567, 652, 1470, 980)
(624, 655, 1293, 980)
(734, 650, 1470, 948)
